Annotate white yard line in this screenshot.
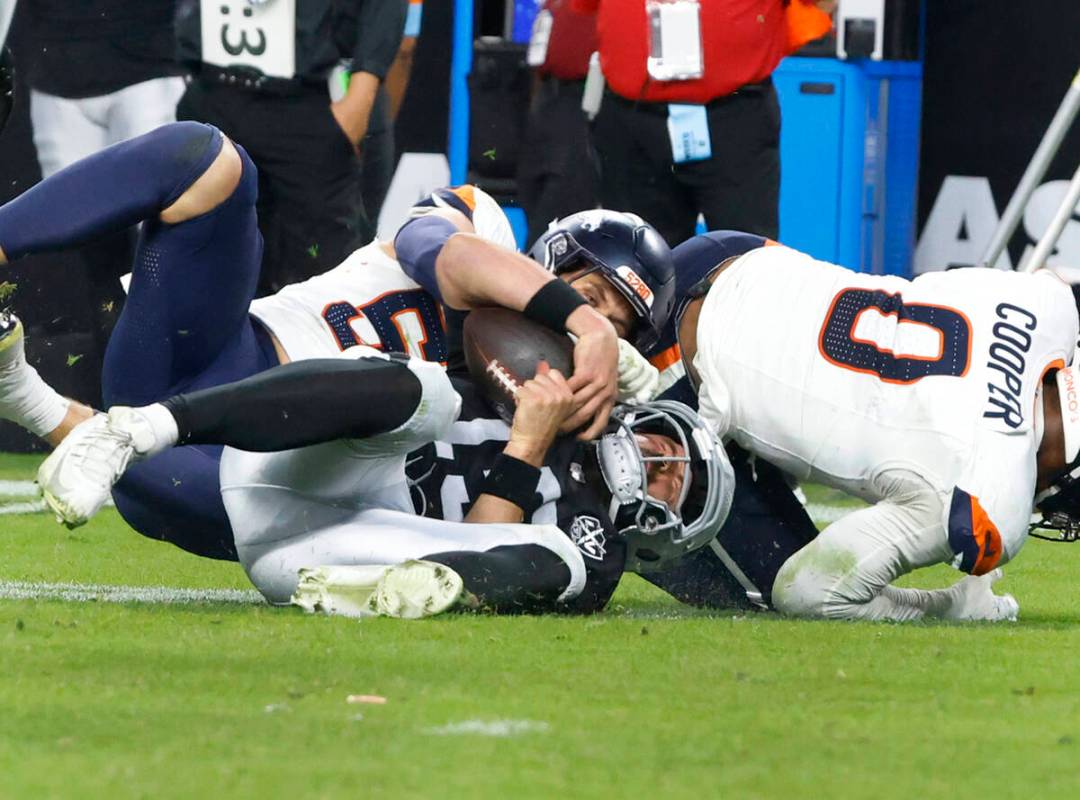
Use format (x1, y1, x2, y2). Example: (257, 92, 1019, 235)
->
(0, 500, 856, 607)
(424, 719, 551, 737)
(0, 479, 37, 496)
(0, 580, 263, 605)
(0, 499, 47, 515)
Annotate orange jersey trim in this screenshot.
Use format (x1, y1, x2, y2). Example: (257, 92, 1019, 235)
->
(448, 185, 477, 212)
(649, 343, 682, 372)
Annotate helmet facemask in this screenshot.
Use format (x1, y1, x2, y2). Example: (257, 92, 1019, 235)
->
(595, 401, 734, 572)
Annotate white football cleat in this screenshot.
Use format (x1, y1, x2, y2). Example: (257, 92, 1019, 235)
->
(36, 406, 159, 528)
(0, 312, 24, 369)
(946, 568, 1019, 622)
(292, 560, 466, 619)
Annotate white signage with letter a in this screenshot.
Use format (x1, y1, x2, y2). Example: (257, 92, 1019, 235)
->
(200, 0, 297, 79)
(377, 153, 452, 241)
(915, 175, 1080, 275)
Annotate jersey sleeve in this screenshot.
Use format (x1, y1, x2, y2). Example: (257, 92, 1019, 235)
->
(945, 434, 1038, 573)
(408, 185, 517, 251)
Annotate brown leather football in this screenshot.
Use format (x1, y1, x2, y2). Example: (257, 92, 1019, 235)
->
(463, 308, 575, 423)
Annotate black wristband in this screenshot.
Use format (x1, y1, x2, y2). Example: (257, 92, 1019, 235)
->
(523, 279, 588, 333)
(480, 453, 544, 516)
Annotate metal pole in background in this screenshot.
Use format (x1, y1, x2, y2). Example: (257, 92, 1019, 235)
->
(448, 0, 474, 186)
(1022, 162, 1080, 273)
(980, 68, 1080, 268)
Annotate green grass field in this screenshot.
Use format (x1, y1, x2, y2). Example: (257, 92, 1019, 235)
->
(2, 452, 1079, 799)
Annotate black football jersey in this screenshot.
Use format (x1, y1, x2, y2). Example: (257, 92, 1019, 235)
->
(406, 378, 625, 612)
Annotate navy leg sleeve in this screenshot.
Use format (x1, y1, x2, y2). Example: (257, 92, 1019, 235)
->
(102, 138, 267, 406)
(0, 122, 223, 260)
(113, 445, 240, 561)
(94, 130, 276, 559)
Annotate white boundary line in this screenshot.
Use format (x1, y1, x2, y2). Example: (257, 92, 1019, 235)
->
(0, 580, 263, 605)
(0, 479, 37, 496)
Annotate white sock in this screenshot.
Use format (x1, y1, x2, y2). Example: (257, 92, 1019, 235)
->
(0, 354, 70, 438)
(110, 403, 179, 458)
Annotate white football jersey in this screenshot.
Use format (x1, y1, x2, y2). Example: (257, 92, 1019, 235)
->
(694, 245, 1078, 571)
(249, 240, 442, 362)
(249, 185, 516, 363)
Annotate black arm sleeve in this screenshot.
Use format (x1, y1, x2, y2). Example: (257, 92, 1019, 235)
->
(163, 357, 422, 451)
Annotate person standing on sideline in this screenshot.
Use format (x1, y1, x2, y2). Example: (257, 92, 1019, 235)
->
(573, 0, 833, 246)
(517, 0, 600, 248)
(175, 0, 407, 295)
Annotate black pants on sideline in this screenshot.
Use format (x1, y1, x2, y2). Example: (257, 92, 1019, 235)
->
(178, 79, 370, 295)
(517, 76, 600, 249)
(360, 86, 394, 231)
(592, 83, 781, 248)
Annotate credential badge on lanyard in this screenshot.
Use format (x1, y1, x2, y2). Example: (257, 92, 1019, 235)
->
(200, 0, 297, 79)
(645, 0, 704, 82)
(527, 9, 554, 68)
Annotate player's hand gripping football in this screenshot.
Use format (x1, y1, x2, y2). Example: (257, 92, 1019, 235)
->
(506, 362, 576, 466)
(562, 306, 620, 440)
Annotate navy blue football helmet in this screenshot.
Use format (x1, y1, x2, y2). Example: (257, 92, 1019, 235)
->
(529, 211, 676, 351)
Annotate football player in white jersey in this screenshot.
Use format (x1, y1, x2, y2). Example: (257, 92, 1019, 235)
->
(671, 232, 1079, 621)
(0, 122, 674, 559)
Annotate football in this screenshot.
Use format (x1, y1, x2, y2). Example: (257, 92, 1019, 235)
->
(463, 307, 575, 423)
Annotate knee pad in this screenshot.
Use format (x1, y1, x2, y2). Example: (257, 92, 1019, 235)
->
(771, 547, 833, 618)
(344, 352, 461, 458)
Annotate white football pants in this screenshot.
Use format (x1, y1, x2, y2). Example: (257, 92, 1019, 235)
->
(220, 357, 586, 604)
(771, 468, 988, 622)
(30, 76, 186, 178)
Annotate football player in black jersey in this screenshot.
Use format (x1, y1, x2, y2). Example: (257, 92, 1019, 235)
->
(38, 350, 734, 617)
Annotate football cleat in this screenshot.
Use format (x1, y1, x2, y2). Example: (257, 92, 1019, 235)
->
(291, 560, 467, 619)
(36, 407, 158, 528)
(945, 568, 1019, 622)
(0, 311, 24, 369)
(369, 560, 466, 618)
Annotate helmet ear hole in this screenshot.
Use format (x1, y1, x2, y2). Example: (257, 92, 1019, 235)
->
(635, 548, 662, 565)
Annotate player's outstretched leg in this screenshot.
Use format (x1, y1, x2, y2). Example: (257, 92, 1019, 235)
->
(771, 483, 1018, 623)
(0, 121, 240, 450)
(37, 354, 457, 527)
(0, 121, 226, 264)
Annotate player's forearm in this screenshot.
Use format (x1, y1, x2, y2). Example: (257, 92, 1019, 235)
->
(463, 444, 547, 524)
(464, 494, 525, 524)
(435, 234, 565, 311)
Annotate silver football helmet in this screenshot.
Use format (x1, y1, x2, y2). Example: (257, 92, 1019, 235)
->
(595, 400, 734, 572)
